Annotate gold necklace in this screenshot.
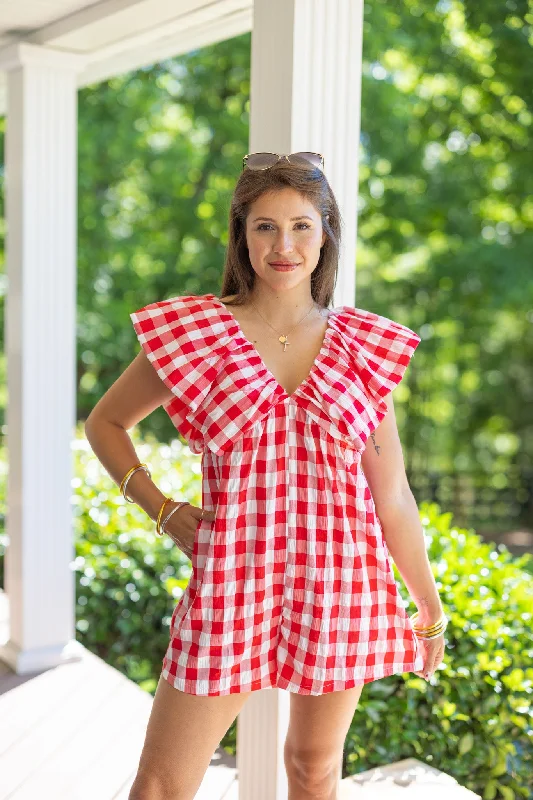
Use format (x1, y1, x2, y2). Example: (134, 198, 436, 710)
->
(250, 299, 320, 352)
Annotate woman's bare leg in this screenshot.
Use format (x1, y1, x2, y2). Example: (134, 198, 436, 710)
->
(284, 684, 364, 800)
(129, 675, 252, 800)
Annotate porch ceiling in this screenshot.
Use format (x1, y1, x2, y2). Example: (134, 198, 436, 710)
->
(0, 0, 252, 112)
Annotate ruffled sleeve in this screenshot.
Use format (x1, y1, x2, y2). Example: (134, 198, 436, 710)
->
(129, 294, 237, 452)
(331, 305, 421, 430)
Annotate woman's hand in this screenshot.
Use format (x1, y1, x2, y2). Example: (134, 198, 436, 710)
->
(413, 632, 446, 682)
(161, 503, 217, 559)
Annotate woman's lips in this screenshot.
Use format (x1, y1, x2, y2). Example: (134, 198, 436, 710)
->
(269, 262, 299, 271)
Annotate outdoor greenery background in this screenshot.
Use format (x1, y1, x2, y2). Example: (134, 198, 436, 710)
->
(0, 0, 532, 796)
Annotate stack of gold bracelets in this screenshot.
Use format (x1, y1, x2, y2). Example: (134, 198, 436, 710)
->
(119, 462, 192, 537)
(409, 610, 448, 640)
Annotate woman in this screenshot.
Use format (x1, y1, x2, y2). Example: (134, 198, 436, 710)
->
(85, 152, 446, 800)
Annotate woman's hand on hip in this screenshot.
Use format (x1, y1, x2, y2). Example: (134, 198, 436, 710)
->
(162, 503, 216, 559)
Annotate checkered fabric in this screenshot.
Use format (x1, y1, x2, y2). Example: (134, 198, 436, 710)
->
(130, 293, 424, 696)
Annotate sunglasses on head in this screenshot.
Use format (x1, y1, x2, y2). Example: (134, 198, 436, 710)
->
(242, 152, 324, 172)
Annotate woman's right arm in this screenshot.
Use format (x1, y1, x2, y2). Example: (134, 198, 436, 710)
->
(84, 349, 176, 522)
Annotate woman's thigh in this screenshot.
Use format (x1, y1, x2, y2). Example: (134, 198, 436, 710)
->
(130, 675, 252, 800)
(284, 684, 364, 780)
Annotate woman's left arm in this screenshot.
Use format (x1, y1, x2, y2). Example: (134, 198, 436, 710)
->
(360, 392, 444, 627)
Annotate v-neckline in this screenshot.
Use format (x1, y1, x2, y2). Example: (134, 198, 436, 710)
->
(208, 294, 339, 400)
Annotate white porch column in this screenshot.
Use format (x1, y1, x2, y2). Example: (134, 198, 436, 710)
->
(0, 43, 86, 673)
(237, 2, 364, 799)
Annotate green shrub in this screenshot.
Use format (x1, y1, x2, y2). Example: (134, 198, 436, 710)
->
(0, 431, 531, 798)
(343, 502, 533, 800)
(71, 424, 203, 690)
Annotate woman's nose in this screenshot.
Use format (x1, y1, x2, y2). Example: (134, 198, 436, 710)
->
(274, 231, 295, 250)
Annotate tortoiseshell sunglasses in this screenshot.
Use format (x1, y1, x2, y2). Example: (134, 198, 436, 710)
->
(242, 152, 324, 171)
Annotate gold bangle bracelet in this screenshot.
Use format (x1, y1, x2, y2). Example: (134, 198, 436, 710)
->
(120, 462, 146, 493)
(120, 462, 151, 499)
(410, 614, 448, 639)
(413, 621, 447, 635)
(410, 612, 448, 634)
(156, 497, 174, 536)
(121, 464, 151, 503)
(414, 624, 448, 641)
(414, 620, 446, 635)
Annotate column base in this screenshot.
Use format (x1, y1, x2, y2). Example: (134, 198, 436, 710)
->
(0, 637, 85, 675)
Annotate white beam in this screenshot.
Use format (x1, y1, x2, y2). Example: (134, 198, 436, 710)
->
(237, 2, 364, 798)
(27, 0, 245, 53)
(76, 5, 252, 88)
(0, 43, 86, 673)
(0, 1, 254, 110)
(0, 41, 87, 71)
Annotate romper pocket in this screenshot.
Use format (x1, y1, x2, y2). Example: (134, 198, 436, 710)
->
(174, 515, 215, 633)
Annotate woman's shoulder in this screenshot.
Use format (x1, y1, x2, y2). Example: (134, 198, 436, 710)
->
(130, 293, 229, 327)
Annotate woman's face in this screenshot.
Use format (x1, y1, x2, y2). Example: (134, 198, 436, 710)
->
(244, 187, 327, 291)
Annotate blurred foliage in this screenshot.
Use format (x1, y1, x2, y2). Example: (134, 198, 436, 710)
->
(356, 0, 533, 493)
(0, 1, 531, 506)
(74, 40, 250, 443)
(408, 464, 533, 538)
(1, 432, 531, 796)
(69, 426, 203, 680)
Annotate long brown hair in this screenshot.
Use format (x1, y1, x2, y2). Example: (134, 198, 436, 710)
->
(219, 160, 343, 309)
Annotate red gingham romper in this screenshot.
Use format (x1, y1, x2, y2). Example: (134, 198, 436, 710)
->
(130, 293, 425, 696)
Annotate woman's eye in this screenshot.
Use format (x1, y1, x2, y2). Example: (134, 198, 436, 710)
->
(256, 223, 311, 231)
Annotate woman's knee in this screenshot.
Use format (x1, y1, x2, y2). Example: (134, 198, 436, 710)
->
(128, 764, 191, 800)
(284, 741, 341, 794)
